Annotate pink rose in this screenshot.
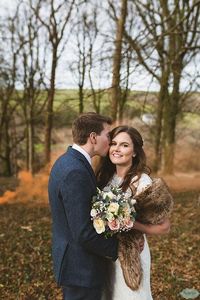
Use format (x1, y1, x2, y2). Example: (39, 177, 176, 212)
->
(108, 219, 120, 231)
(124, 218, 134, 229)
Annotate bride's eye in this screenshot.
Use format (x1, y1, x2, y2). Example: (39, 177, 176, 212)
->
(110, 141, 116, 146)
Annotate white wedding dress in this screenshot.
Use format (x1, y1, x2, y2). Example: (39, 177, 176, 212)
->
(102, 173, 153, 300)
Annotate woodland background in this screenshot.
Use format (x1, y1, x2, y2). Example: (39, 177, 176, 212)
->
(0, 0, 199, 299)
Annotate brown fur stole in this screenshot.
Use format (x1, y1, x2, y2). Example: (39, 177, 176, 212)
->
(118, 178, 174, 290)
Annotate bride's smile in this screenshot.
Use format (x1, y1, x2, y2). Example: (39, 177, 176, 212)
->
(109, 132, 135, 168)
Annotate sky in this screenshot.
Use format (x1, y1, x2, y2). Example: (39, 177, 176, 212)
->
(0, 0, 199, 92)
(0, 0, 159, 91)
(0, 0, 15, 12)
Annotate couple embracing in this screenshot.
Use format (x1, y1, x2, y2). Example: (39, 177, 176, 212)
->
(48, 112, 171, 300)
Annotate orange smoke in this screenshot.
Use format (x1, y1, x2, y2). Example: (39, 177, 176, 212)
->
(0, 148, 66, 205)
(0, 169, 49, 205)
(0, 190, 16, 204)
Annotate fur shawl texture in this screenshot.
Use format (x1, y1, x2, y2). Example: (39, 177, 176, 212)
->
(118, 177, 174, 291)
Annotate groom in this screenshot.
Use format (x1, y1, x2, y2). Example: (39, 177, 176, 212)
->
(48, 112, 119, 300)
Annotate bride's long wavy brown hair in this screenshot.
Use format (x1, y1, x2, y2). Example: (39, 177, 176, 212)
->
(96, 126, 151, 192)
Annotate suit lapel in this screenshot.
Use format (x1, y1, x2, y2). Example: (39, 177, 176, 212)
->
(67, 147, 97, 187)
(82, 158, 97, 187)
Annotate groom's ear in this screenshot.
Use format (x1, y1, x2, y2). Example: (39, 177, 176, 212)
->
(89, 132, 97, 144)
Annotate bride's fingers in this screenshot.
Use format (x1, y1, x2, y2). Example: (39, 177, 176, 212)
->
(138, 236, 145, 252)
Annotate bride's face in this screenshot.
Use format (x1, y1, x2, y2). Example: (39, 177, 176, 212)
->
(109, 132, 135, 167)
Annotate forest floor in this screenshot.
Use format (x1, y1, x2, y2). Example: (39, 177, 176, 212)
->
(0, 175, 199, 299)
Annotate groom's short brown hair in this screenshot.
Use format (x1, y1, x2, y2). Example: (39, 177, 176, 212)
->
(72, 112, 112, 145)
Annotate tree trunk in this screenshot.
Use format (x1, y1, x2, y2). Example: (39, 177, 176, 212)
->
(28, 117, 34, 173)
(11, 118, 18, 176)
(79, 85, 84, 113)
(161, 1, 183, 174)
(5, 118, 12, 176)
(118, 47, 131, 122)
(162, 61, 182, 174)
(110, 0, 127, 121)
(153, 71, 169, 172)
(88, 71, 100, 113)
(44, 48, 57, 164)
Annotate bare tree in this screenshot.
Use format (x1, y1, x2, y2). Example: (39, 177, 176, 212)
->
(161, 0, 200, 173)
(70, 8, 89, 113)
(0, 11, 21, 175)
(108, 0, 128, 121)
(118, 44, 132, 121)
(31, 0, 75, 163)
(125, 0, 200, 173)
(87, 5, 102, 113)
(15, 1, 48, 172)
(68, 1, 102, 113)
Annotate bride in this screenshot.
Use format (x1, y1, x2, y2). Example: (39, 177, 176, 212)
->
(96, 125, 170, 300)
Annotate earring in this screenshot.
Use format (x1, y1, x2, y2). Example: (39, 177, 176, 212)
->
(132, 154, 136, 157)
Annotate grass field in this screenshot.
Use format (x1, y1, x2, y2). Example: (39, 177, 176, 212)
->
(0, 190, 199, 300)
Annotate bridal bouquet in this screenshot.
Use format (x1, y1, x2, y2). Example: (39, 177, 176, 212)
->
(91, 187, 136, 237)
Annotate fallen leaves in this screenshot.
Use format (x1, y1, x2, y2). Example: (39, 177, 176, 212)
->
(150, 190, 200, 300)
(0, 190, 199, 299)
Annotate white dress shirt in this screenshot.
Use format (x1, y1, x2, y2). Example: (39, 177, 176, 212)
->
(72, 144, 92, 165)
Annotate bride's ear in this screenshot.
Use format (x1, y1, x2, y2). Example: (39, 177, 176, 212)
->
(89, 132, 97, 144)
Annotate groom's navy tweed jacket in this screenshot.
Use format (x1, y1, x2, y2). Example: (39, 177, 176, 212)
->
(48, 147, 118, 288)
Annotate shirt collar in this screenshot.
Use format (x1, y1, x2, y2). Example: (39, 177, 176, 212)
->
(72, 144, 92, 165)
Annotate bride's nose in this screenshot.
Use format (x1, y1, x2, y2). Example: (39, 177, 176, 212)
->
(113, 144, 120, 151)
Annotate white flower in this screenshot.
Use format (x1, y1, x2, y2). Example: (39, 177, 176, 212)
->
(90, 208, 97, 217)
(103, 191, 115, 200)
(108, 202, 119, 215)
(131, 199, 137, 205)
(93, 218, 105, 234)
(106, 212, 115, 222)
(123, 205, 131, 217)
(114, 194, 121, 201)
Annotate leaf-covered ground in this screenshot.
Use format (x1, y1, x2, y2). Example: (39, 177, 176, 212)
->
(0, 191, 199, 300)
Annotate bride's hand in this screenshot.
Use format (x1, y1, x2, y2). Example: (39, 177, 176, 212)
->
(133, 219, 170, 235)
(137, 235, 145, 253)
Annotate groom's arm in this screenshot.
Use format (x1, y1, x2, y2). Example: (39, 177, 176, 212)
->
(60, 169, 118, 260)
